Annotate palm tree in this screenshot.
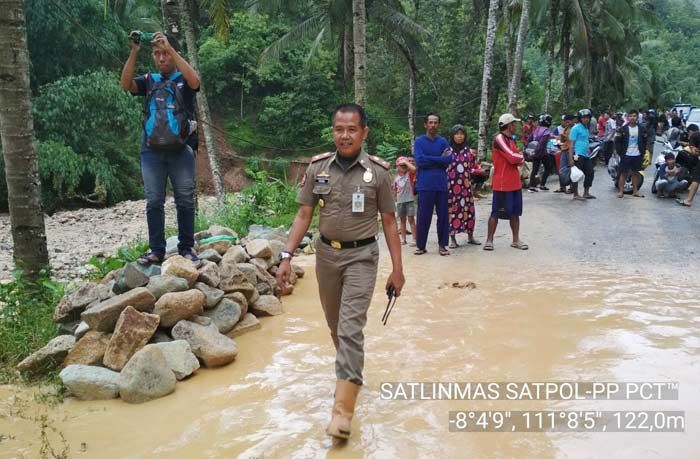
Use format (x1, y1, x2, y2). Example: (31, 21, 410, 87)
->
(254, 0, 424, 90)
(0, 0, 50, 279)
(353, 0, 367, 105)
(507, 0, 532, 116)
(477, 0, 501, 159)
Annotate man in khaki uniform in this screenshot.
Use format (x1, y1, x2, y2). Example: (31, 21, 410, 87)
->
(276, 103, 405, 441)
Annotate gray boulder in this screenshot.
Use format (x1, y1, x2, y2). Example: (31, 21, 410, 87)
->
(250, 295, 283, 317)
(171, 320, 238, 367)
(227, 313, 261, 338)
(245, 239, 273, 259)
(247, 225, 287, 243)
(146, 275, 189, 299)
(74, 321, 90, 339)
(195, 282, 225, 309)
(236, 263, 258, 285)
(198, 249, 222, 263)
(148, 330, 173, 344)
(17, 335, 76, 375)
(222, 245, 249, 264)
(80, 287, 156, 332)
(53, 282, 102, 322)
(123, 262, 161, 290)
(149, 340, 200, 380)
(201, 298, 242, 334)
(197, 260, 221, 287)
(118, 345, 176, 404)
(60, 365, 120, 401)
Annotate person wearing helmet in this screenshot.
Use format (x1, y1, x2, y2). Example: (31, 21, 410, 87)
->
(484, 114, 528, 251)
(528, 114, 554, 192)
(569, 108, 596, 200)
(522, 114, 536, 145)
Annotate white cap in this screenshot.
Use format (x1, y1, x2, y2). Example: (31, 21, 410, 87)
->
(498, 113, 521, 127)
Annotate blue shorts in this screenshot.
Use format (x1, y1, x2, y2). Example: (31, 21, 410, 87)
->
(491, 190, 523, 220)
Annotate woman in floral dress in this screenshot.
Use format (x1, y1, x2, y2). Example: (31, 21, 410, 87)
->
(447, 124, 481, 248)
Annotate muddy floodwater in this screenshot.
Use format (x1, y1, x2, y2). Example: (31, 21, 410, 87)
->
(1, 170, 699, 458)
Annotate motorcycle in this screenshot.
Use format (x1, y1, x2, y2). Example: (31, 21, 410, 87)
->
(608, 152, 645, 194)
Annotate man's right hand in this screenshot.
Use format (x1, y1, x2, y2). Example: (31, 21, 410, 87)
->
(275, 260, 293, 295)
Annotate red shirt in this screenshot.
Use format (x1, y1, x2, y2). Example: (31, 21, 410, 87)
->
(491, 134, 524, 191)
(597, 117, 606, 137)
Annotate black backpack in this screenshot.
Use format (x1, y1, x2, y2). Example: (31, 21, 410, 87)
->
(144, 71, 190, 151)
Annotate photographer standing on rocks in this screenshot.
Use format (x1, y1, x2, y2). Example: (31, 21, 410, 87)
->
(120, 31, 202, 267)
(276, 103, 405, 441)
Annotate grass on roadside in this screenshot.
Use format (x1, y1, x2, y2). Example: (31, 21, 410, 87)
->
(0, 271, 64, 384)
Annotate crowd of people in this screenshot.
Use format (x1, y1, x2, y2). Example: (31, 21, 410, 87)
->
(391, 106, 700, 255)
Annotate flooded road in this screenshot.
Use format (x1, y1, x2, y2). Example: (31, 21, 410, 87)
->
(1, 166, 699, 458)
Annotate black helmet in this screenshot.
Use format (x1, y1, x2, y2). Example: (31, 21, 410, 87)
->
(578, 108, 592, 118)
(539, 113, 553, 126)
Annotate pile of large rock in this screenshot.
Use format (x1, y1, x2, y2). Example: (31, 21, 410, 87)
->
(17, 225, 305, 404)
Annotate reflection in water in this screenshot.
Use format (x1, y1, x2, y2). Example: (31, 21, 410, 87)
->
(1, 251, 698, 459)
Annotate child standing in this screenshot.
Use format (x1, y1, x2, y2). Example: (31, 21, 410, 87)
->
(393, 156, 417, 245)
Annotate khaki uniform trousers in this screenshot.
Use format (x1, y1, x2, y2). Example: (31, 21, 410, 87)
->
(315, 238, 379, 386)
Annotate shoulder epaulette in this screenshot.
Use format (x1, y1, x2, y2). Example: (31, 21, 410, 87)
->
(369, 155, 390, 170)
(311, 152, 333, 163)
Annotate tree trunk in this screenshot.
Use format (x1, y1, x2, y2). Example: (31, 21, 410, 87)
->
(504, 3, 513, 85)
(352, 0, 367, 106)
(408, 65, 416, 146)
(0, 0, 49, 280)
(178, 0, 224, 202)
(395, 40, 417, 146)
(161, 0, 180, 41)
(507, 0, 531, 116)
(344, 26, 354, 89)
(560, 8, 571, 111)
(477, 0, 500, 160)
(543, 0, 560, 113)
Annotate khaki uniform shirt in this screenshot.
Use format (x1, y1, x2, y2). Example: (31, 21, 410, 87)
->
(297, 151, 395, 241)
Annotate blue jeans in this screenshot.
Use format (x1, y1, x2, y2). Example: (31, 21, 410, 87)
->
(140, 145, 196, 258)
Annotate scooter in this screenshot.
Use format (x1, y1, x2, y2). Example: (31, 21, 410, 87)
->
(608, 152, 644, 194)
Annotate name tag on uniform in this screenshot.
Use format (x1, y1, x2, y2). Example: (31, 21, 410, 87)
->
(352, 192, 365, 213)
(315, 172, 330, 184)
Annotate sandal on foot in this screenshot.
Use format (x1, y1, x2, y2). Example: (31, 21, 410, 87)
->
(483, 241, 494, 251)
(439, 247, 450, 256)
(467, 239, 482, 245)
(633, 193, 645, 198)
(510, 241, 529, 250)
(180, 249, 203, 268)
(414, 249, 427, 255)
(584, 195, 596, 199)
(137, 251, 163, 266)
(677, 199, 692, 207)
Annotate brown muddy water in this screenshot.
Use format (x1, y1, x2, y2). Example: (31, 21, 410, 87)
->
(1, 182, 699, 459)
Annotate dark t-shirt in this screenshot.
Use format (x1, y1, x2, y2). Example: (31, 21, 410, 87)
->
(132, 72, 199, 150)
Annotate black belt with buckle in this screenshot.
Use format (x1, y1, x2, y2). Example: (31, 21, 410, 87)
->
(320, 235, 377, 249)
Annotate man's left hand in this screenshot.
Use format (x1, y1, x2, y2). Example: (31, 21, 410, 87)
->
(386, 270, 405, 297)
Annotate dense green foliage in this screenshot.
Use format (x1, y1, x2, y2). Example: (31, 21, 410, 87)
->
(0, 273, 64, 383)
(2, 0, 700, 212)
(31, 69, 144, 211)
(195, 160, 300, 236)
